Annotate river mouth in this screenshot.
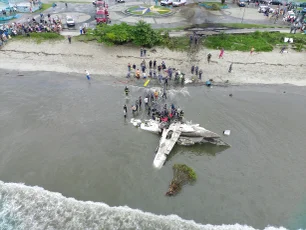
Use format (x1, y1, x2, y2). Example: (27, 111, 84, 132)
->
(1, 70, 306, 229)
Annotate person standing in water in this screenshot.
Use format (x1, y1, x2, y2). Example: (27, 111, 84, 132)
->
(154, 90, 159, 100)
(85, 70, 90, 80)
(199, 69, 203, 80)
(138, 96, 142, 108)
(144, 95, 149, 108)
(124, 86, 129, 96)
(135, 100, 139, 112)
(123, 105, 127, 118)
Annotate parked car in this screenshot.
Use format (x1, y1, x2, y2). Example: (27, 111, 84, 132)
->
(287, 10, 296, 18)
(92, 0, 105, 7)
(255, 0, 270, 4)
(160, 0, 173, 5)
(300, 2, 306, 7)
(269, 0, 283, 5)
(66, 16, 75, 27)
(172, 0, 186, 6)
(238, 0, 246, 6)
(258, 5, 273, 12)
(283, 10, 296, 21)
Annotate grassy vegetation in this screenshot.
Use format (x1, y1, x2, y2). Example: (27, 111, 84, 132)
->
(35, 3, 52, 13)
(204, 2, 227, 7)
(161, 35, 190, 51)
(157, 23, 286, 32)
(203, 31, 306, 52)
(127, 6, 139, 12)
(127, 5, 171, 15)
(216, 23, 287, 29)
(74, 33, 97, 42)
(157, 26, 187, 33)
(65, 23, 306, 52)
(14, 32, 64, 44)
(59, 1, 91, 3)
(199, 2, 228, 10)
(173, 164, 197, 181)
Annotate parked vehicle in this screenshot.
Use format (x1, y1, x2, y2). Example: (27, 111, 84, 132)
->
(95, 8, 110, 24)
(66, 16, 75, 27)
(269, 0, 283, 5)
(283, 10, 296, 21)
(255, 0, 270, 4)
(238, 0, 246, 6)
(92, 0, 105, 7)
(116, 0, 125, 3)
(160, 0, 173, 6)
(258, 5, 274, 12)
(300, 2, 306, 7)
(172, 0, 187, 6)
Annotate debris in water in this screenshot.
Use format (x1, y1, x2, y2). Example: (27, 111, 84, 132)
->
(166, 164, 196, 196)
(223, 130, 231, 136)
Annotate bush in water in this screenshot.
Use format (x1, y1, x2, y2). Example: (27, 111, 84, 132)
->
(166, 164, 197, 196)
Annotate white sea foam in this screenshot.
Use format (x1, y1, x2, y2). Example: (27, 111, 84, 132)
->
(0, 181, 288, 230)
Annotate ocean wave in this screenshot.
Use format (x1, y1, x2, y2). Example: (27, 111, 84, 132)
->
(0, 181, 287, 230)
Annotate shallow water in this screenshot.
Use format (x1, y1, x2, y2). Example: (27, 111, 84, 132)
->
(0, 71, 306, 229)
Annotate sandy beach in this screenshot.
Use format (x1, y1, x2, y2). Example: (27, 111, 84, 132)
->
(0, 40, 305, 85)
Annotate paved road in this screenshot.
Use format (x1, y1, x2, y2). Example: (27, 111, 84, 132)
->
(4, 0, 290, 36)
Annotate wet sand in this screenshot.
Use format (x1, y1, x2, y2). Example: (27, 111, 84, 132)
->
(0, 40, 305, 85)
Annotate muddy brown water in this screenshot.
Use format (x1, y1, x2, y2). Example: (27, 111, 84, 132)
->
(0, 71, 306, 229)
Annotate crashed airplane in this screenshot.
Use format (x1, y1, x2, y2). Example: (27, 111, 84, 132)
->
(131, 118, 229, 169)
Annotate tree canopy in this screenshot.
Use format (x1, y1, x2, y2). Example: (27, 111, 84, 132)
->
(94, 21, 162, 47)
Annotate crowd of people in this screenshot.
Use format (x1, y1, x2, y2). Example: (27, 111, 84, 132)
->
(1, 8, 17, 17)
(0, 13, 64, 48)
(123, 86, 185, 123)
(121, 44, 219, 120)
(125, 48, 218, 88)
(126, 58, 186, 85)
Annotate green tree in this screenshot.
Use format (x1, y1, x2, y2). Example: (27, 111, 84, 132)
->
(94, 23, 133, 45)
(93, 21, 161, 47)
(221, 0, 225, 4)
(132, 21, 161, 47)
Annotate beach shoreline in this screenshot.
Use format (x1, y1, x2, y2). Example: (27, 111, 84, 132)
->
(1, 40, 305, 86)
